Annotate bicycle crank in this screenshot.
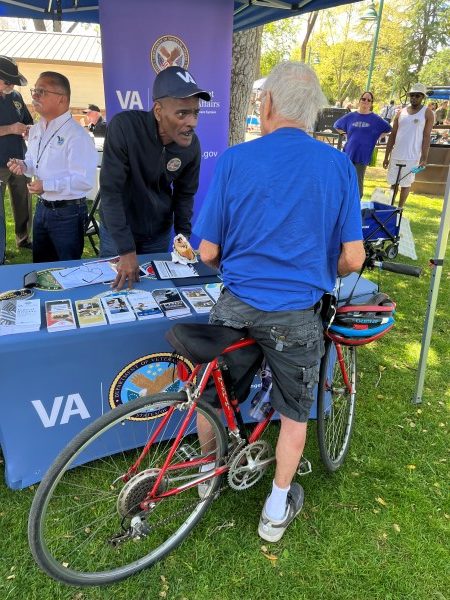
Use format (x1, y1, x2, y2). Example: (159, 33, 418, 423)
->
(227, 440, 274, 491)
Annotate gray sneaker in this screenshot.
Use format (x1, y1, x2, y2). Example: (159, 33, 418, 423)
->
(258, 482, 304, 543)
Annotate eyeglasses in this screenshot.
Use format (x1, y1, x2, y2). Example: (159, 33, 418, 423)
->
(1, 79, 13, 86)
(360, 97, 373, 102)
(409, 93, 423, 98)
(30, 88, 65, 98)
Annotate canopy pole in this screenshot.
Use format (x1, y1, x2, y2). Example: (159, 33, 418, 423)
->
(412, 165, 450, 404)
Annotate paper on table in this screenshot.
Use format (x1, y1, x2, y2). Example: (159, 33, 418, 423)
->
(52, 263, 117, 289)
(153, 261, 199, 279)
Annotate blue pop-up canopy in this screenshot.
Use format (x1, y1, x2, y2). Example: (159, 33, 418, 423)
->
(0, 0, 361, 31)
(427, 87, 450, 100)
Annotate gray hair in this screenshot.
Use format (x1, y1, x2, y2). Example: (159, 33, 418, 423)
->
(262, 61, 327, 130)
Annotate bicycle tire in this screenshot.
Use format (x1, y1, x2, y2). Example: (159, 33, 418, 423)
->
(28, 392, 227, 586)
(317, 339, 357, 472)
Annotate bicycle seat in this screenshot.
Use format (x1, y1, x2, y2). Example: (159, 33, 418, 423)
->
(165, 323, 246, 364)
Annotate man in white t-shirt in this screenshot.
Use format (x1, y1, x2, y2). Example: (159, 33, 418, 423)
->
(383, 83, 434, 208)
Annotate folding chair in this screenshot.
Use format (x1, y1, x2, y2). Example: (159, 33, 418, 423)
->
(85, 191, 101, 255)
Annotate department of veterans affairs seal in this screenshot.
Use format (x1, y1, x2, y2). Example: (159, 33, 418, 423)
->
(150, 35, 189, 73)
(166, 158, 182, 172)
(109, 352, 194, 421)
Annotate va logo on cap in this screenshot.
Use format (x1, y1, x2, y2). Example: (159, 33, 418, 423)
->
(150, 35, 189, 74)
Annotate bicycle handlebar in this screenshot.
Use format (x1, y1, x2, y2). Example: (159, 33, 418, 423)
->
(371, 260, 422, 278)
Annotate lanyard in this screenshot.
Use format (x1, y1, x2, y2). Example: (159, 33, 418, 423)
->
(36, 116, 72, 170)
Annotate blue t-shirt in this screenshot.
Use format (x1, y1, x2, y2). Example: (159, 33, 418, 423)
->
(193, 128, 362, 311)
(334, 111, 391, 165)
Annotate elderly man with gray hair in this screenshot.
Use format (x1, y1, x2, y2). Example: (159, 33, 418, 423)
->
(194, 61, 365, 542)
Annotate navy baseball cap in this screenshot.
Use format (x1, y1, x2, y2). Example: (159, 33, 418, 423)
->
(152, 66, 211, 102)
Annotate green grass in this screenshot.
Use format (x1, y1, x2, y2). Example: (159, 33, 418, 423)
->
(0, 168, 449, 599)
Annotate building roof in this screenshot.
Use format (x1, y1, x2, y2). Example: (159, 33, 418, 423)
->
(0, 30, 102, 64)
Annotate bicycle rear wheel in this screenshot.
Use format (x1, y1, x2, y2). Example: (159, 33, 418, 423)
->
(317, 339, 357, 472)
(28, 392, 227, 586)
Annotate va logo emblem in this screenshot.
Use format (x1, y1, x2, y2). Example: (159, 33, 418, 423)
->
(109, 352, 193, 421)
(57, 136, 64, 145)
(150, 35, 189, 73)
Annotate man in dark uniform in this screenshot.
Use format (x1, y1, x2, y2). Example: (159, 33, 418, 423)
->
(99, 66, 210, 290)
(82, 103, 107, 137)
(0, 56, 33, 251)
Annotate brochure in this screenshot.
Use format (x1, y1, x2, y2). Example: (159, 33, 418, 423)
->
(0, 298, 41, 335)
(204, 282, 223, 303)
(180, 286, 214, 313)
(75, 299, 107, 328)
(45, 299, 77, 332)
(101, 295, 136, 323)
(128, 293, 164, 320)
(152, 288, 191, 319)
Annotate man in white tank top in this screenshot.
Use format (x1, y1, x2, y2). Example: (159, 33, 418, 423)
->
(383, 83, 434, 207)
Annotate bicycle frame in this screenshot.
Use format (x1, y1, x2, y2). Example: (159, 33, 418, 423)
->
(123, 336, 275, 510)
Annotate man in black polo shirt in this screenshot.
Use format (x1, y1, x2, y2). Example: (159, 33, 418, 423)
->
(0, 56, 33, 251)
(82, 103, 107, 137)
(99, 66, 210, 290)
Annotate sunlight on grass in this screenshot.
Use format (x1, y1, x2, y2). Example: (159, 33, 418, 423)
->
(403, 342, 438, 365)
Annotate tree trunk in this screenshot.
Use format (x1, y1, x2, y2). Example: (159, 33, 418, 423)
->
(32, 19, 46, 31)
(229, 26, 263, 147)
(300, 12, 318, 63)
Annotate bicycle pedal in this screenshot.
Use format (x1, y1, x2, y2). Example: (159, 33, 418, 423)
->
(297, 456, 312, 476)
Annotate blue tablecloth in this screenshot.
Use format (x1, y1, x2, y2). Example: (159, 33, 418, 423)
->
(0, 256, 377, 489)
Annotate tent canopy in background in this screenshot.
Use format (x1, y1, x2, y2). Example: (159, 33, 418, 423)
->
(0, 0, 362, 31)
(427, 87, 450, 100)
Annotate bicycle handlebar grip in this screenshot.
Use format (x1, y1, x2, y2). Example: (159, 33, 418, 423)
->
(380, 261, 422, 277)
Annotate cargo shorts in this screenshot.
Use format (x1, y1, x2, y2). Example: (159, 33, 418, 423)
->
(203, 289, 325, 423)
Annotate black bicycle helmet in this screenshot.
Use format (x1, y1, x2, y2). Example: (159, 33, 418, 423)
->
(326, 292, 396, 346)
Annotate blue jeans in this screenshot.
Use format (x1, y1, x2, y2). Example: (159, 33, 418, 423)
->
(99, 222, 172, 258)
(32, 200, 88, 263)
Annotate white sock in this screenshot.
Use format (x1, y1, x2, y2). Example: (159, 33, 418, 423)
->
(264, 480, 290, 521)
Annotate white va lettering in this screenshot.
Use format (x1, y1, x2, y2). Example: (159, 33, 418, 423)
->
(116, 90, 144, 110)
(32, 394, 91, 428)
(176, 71, 196, 84)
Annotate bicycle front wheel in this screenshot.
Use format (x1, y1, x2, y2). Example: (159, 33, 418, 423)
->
(317, 340, 357, 472)
(28, 392, 227, 586)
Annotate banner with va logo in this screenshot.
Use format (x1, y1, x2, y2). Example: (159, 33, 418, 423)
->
(99, 0, 234, 242)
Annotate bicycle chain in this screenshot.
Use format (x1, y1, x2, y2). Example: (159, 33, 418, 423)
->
(116, 482, 229, 541)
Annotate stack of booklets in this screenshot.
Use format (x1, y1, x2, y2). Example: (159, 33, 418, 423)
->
(152, 288, 191, 319)
(0, 298, 41, 335)
(180, 286, 214, 313)
(45, 299, 77, 332)
(75, 298, 107, 328)
(101, 295, 136, 323)
(128, 292, 164, 320)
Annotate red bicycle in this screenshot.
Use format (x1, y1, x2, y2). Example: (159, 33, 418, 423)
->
(28, 258, 420, 586)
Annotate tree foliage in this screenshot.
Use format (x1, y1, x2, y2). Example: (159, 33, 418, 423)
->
(259, 17, 302, 76)
(418, 48, 450, 85)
